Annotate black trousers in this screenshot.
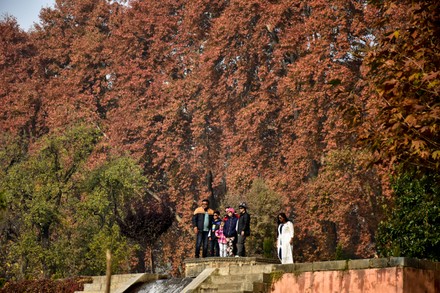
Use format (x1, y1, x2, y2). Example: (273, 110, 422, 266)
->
(195, 231, 209, 258)
(210, 237, 220, 256)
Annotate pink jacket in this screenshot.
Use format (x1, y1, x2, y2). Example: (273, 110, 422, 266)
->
(215, 228, 227, 244)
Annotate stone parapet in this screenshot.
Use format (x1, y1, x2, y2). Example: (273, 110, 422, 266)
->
(184, 257, 280, 278)
(182, 257, 439, 293)
(271, 257, 440, 293)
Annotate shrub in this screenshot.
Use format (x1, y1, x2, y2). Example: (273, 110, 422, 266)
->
(376, 171, 440, 261)
(0, 277, 92, 293)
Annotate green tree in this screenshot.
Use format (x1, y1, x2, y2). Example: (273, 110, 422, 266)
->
(79, 156, 148, 274)
(0, 126, 145, 279)
(0, 125, 101, 278)
(376, 171, 440, 261)
(222, 178, 282, 257)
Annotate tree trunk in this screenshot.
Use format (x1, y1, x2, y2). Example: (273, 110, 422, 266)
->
(149, 246, 154, 273)
(105, 249, 112, 293)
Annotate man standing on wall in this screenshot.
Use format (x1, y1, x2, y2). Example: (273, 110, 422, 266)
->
(236, 202, 251, 257)
(192, 199, 214, 258)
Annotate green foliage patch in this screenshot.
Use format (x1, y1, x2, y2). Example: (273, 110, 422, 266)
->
(0, 126, 153, 280)
(376, 171, 440, 261)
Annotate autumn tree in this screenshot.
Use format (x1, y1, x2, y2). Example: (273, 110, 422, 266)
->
(31, 0, 116, 131)
(4, 0, 428, 275)
(0, 17, 42, 137)
(363, 0, 440, 171)
(362, 0, 440, 261)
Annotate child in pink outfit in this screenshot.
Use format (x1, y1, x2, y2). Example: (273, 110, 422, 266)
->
(215, 221, 227, 257)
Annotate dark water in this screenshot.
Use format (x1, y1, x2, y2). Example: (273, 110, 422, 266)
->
(129, 277, 194, 293)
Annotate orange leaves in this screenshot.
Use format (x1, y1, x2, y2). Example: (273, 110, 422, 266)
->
(363, 0, 440, 171)
(384, 60, 395, 66)
(410, 140, 427, 152)
(404, 114, 418, 127)
(3, 0, 436, 270)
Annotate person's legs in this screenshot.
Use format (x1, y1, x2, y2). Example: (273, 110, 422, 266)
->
(232, 235, 238, 256)
(226, 237, 235, 257)
(201, 231, 210, 257)
(219, 243, 226, 257)
(237, 234, 247, 256)
(195, 232, 203, 258)
(212, 239, 220, 256)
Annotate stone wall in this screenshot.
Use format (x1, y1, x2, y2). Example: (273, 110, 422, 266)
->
(183, 257, 440, 293)
(270, 258, 440, 293)
(184, 257, 279, 278)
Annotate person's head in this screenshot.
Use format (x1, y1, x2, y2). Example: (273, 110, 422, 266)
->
(238, 202, 247, 214)
(201, 199, 209, 210)
(220, 221, 225, 227)
(226, 207, 235, 217)
(224, 206, 230, 214)
(213, 210, 220, 220)
(278, 212, 289, 224)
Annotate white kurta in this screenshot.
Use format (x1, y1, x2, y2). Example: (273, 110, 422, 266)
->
(277, 221, 294, 264)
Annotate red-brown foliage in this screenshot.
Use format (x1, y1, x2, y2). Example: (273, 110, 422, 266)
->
(2, 0, 427, 275)
(0, 277, 91, 293)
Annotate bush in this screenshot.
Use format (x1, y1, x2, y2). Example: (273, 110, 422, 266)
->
(376, 171, 440, 261)
(0, 277, 92, 293)
(221, 178, 282, 257)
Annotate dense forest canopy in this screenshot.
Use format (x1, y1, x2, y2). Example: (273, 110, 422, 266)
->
(0, 0, 438, 279)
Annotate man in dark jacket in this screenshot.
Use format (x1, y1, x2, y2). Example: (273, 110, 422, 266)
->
(236, 202, 251, 257)
(192, 199, 214, 258)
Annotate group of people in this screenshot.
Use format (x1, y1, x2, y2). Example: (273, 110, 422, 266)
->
(192, 199, 295, 264)
(192, 199, 250, 258)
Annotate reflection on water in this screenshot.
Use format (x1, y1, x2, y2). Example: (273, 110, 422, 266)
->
(130, 277, 194, 293)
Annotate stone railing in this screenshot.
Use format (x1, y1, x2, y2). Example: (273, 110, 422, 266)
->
(182, 257, 440, 293)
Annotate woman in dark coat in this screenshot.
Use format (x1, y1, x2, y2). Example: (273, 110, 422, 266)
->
(223, 207, 238, 257)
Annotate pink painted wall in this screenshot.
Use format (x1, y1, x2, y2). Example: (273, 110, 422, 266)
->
(271, 267, 438, 293)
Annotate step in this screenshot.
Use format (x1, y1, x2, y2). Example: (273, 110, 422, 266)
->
(83, 282, 124, 290)
(252, 282, 271, 293)
(201, 283, 243, 292)
(91, 274, 141, 284)
(76, 273, 149, 293)
(202, 280, 254, 292)
(210, 273, 263, 284)
(226, 264, 276, 275)
(198, 286, 218, 293)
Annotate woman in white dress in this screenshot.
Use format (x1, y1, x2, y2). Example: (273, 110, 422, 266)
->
(277, 213, 294, 264)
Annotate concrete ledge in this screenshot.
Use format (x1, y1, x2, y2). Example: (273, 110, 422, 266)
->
(313, 260, 348, 271)
(272, 257, 440, 274)
(184, 257, 439, 278)
(183, 256, 280, 264)
(348, 259, 370, 270)
(184, 257, 280, 277)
